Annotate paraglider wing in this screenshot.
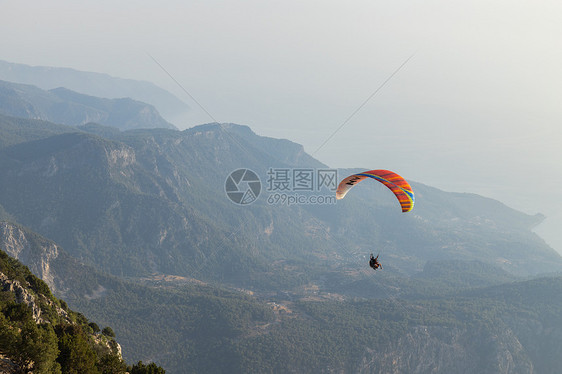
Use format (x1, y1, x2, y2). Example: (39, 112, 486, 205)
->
(336, 169, 414, 212)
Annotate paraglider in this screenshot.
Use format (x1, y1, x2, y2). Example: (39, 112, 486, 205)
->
(336, 169, 414, 213)
(369, 253, 382, 270)
(336, 169, 414, 271)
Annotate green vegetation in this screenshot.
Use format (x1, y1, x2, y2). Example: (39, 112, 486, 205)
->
(69, 278, 275, 373)
(0, 114, 77, 149)
(129, 361, 166, 374)
(66, 262, 562, 373)
(0, 250, 164, 373)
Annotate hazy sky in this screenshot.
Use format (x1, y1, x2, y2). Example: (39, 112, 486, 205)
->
(2, 0, 561, 251)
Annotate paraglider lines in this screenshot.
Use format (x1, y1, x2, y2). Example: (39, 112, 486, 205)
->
(147, 53, 267, 165)
(312, 53, 415, 157)
(301, 217, 417, 316)
(146, 52, 218, 123)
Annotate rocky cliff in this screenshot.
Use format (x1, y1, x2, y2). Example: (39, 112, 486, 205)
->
(0, 247, 128, 373)
(0, 222, 60, 292)
(359, 325, 533, 374)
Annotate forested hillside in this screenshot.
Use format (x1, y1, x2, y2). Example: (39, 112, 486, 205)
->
(0, 115, 558, 292)
(4, 221, 562, 373)
(1, 86, 561, 373)
(0, 248, 165, 373)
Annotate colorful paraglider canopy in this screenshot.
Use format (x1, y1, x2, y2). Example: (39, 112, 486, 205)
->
(336, 169, 414, 212)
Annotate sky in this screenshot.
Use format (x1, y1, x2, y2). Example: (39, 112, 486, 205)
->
(2, 0, 561, 251)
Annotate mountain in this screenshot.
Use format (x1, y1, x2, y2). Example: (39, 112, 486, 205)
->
(0, 115, 559, 293)
(0, 221, 273, 372)
(0, 122, 326, 287)
(0, 113, 77, 149)
(0, 60, 189, 122)
(0, 242, 168, 373)
(3, 221, 562, 373)
(2, 85, 562, 372)
(0, 80, 176, 130)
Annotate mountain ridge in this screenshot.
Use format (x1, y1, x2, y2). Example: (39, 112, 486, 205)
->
(0, 112, 559, 289)
(0, 59, 189, 122)
(1, 106, 562, 372)
(0, 79, 176, 130)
